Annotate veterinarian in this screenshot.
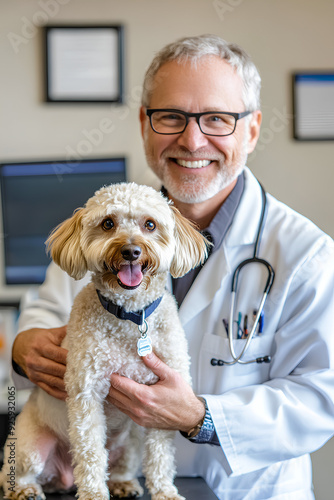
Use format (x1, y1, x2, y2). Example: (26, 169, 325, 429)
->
(11, 35, 334, 500)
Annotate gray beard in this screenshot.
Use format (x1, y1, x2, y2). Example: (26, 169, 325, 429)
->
(162, 162, 245, 203)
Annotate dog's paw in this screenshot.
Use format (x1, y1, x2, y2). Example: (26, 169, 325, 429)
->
(109, 479, 144, 498)
(77, 494, 108, 500)
(151, 494, 185, 500)
(5, 484, 45, 500)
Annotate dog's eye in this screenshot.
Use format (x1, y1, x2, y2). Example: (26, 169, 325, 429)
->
(102, 218, 114, 231)
(144, 220, 156, 232)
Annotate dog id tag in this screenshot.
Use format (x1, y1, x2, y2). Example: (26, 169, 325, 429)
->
(137, 334, 152, 357)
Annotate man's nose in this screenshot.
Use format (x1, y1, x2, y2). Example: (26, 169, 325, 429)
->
(176, 119, 209, 151)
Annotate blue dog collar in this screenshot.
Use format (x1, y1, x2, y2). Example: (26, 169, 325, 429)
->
(96, 289, 163, 326)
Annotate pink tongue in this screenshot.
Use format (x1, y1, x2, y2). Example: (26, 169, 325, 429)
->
(117, 264, 143, 287)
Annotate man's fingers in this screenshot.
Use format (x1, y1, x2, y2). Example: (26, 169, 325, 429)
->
(45, 326, 68, 363)
(26, 354, 67, 379)
(107, 393, 130, 412)
(38, 381, 67, 401)
(49, 325, 67, 343)
(12, 327, 69, 401)
(36, 372, 66, 391)
(42, 343, 68, 365)
(13, 327, 68, 374)
(108, 374, 149, 411)
(109, 373, 140, 397)
(141, 351, 170, 381)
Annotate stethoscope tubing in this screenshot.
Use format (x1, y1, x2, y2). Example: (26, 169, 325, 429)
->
(227, 291, 268, 365)
(218, 182, 275, 366)
(231, 257, 275, 295)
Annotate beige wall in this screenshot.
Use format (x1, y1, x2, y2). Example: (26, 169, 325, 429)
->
(1, 0, 333, 498)
(1, 0, 334, 236)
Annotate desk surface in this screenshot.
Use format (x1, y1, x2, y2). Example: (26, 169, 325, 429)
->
(0, 477, 218, 500)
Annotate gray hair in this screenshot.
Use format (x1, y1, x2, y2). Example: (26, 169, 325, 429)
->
(141, 34, 261, 111)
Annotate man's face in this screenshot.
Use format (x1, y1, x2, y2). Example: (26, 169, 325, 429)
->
(140, 56, 261, 204)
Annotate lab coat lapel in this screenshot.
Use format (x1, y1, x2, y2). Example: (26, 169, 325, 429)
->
(174, 168, 264, 326)
(177, 244, 230, 325)
(226, 167, 263, 249)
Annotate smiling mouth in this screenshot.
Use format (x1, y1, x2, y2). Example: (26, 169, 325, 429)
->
(104, 262, 148, 290)
(172, 159, 212, 169)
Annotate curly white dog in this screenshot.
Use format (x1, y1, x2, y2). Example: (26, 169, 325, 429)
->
(0, 183, 208, 500)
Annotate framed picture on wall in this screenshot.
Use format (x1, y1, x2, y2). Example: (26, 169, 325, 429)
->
(45, 25, 124, 103)
(293, 72, 334, 140)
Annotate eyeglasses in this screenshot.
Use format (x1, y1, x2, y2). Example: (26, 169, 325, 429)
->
(146, 108, 252, 137)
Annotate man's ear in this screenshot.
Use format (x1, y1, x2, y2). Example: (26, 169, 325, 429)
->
(139, 106, 147, 139)
(169, 206, 210, 278)
(247, 110, 262, 154)
(45, 208, 88, 280)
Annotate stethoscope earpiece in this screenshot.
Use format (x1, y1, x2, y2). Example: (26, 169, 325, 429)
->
(256, 356, 271, 364)
(211, 358, 225, 366)
(211, 355, 271, 367)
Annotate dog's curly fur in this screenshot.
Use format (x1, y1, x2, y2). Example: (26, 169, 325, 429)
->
(0, 183, 208, 500)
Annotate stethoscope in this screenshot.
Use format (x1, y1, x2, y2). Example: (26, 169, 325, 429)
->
(211, 183, 275, 366)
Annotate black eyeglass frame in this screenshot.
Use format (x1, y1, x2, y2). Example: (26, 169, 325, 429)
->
(146, 108, 252, 136)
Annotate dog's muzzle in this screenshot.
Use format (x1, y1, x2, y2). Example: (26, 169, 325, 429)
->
(103, 245, 151, 290)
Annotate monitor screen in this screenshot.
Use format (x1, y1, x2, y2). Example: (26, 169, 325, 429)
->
(0, 158, 126, 285)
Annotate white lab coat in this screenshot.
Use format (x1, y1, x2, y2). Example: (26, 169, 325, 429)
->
(14, 168, 334, 500)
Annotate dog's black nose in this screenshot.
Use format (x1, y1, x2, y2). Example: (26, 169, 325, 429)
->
(121, 244, 142, 261)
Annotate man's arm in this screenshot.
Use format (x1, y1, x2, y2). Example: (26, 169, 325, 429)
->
(12, 261, 89, 395)
(12, 326, 68, 400)
(205, 236, 334, 476)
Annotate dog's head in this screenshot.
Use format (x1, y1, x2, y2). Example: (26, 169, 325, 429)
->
(46, 183, 209, 291)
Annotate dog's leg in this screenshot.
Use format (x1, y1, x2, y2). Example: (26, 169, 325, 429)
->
(143, 429, 185, 500)
(1, 400, 47, 500)
(67, 394, 110, 500)
(107, 422, 144, 498)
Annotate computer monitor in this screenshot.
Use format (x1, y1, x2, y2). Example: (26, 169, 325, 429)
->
(0, 158, 126, 286)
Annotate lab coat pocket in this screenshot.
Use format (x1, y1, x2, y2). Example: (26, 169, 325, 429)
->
(197, 331, 273, 394)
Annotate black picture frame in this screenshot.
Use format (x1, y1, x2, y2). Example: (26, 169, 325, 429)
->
(45, 25, 124, 103)
(292, 72, 334, 141)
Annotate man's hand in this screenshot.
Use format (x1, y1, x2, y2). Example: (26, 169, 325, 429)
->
(108, 352, 205, 433)
(12, 326, 68, 400)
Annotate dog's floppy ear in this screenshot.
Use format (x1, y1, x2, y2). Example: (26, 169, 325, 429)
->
(169, 205, 210, 278)
(46, 208, 88, 280)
